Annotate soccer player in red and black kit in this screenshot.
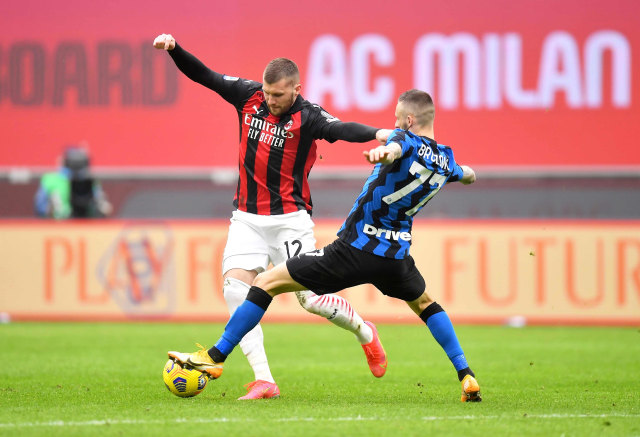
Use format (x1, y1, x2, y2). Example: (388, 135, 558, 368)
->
(153, 34, 391, 400)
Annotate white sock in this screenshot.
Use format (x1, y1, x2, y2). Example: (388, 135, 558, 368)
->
(295, 290, 373, 344)
(223, 277, 275, 383)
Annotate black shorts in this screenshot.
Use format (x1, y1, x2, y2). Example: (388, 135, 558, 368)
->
(286, 238, 425, 302)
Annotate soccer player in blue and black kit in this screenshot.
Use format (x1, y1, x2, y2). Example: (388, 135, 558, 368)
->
(169, 89, 482, 402)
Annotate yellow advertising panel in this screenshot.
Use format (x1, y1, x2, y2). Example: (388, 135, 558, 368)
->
(0, 220, 638, 325)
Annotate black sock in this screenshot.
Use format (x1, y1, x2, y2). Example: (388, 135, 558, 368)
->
(419, 302, 445, 324)
(246, 286, 273, 310)
(457, 367, 475, 382)
(207, 346, 227, 363)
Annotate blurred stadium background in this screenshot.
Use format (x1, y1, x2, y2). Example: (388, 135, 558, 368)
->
(0, 0, 638, 325)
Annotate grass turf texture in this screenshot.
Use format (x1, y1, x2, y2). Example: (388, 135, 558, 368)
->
(1, 323, 638, 436)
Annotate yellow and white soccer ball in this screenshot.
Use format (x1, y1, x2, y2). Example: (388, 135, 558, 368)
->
(163, 358, 208, 398)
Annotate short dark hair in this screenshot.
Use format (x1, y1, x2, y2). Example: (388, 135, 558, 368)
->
(398, 89, 435, 127)
(263, 58, 300, 85)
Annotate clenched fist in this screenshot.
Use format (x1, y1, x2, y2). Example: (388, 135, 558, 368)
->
(153, 33, 175, 50)
(363, 143, 402, 165)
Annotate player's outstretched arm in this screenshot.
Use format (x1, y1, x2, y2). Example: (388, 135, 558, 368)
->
(153, 33, 176, 51)
(459, 165, 476, 185)
(152, 34, 215, 88)
(363, 143, 402, 165)
(313, 104, 392, 144)
(322, 121, 379, 143)
(151, 33, 251, 103)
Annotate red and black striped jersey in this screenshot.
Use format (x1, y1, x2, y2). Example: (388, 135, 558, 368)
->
(169, 43, 379, 215)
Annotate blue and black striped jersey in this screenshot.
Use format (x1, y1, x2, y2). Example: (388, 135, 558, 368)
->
(337, 129, 464, 259)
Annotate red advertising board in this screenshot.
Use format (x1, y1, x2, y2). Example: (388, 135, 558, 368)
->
(1, 0, 638, 169)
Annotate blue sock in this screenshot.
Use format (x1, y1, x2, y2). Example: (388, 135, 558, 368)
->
(420, 303, 469, 372)
(213, 286, 273, 357)
(214, 300, 266, 355)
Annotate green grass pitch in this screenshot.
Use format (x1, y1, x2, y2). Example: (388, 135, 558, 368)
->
(1, 322, 638, 436)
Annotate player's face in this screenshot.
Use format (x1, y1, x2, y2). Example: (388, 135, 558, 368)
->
(263, 77, 301, 117)
(394, 102, 411, 130)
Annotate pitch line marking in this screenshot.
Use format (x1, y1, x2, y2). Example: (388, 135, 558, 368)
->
(0, 413, 639, 428)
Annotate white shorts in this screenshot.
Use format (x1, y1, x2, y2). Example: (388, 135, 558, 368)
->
(222, 209, 317, 274)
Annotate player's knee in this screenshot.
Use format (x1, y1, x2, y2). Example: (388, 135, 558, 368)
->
(252, 271, 273, 292)
(253, 263, 300, 296)
(408, 291, 434, 315)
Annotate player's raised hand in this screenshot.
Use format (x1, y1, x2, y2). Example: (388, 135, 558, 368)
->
(153, 34, 175, 50)
(363, 144, 400, 165)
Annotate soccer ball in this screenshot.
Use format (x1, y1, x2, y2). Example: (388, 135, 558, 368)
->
(163, 358, 208, 398)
